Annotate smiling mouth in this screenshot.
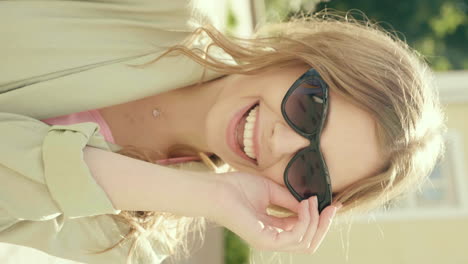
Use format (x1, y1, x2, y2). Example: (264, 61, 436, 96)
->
(235, 103, 259, 163)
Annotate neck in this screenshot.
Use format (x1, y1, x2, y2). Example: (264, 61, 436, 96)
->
(99, 75, 228, 158)
(157, 76, 227, 155)
(113, 76, 228, 158)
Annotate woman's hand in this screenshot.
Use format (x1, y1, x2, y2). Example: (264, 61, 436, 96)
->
(209, 172, 342, 254)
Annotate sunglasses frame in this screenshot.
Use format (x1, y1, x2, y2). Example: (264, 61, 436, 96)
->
(280, 68, 332, 213)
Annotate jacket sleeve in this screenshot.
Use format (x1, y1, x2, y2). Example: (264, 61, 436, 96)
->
(0, 0, 199, 263)
(0, 112, 161, 264)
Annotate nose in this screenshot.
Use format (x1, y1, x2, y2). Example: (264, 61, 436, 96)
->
(270, 122, 310, 160)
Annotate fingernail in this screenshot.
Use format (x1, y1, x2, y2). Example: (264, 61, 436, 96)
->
(309, 196, 317, 208)
(335, 203, 343, 211)
(331, 205, 340, 217)
(329, 208, 338, 222)
(258, 220, 265, 230)
(298, 235, 304, 243)
(332, 207, 338, 217)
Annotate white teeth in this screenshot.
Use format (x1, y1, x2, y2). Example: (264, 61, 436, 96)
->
(244, 139, 253, 147)
(243, 105, 259, 159)
(244, 129, 253, 137)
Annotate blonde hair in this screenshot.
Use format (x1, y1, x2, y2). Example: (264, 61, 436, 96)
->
(92, 9, 446, 264)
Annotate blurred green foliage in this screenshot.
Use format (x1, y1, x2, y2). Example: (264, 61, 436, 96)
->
(224, 228, 250, 264)
(226, 2, 239, 37)
(265, 0, 468, 71)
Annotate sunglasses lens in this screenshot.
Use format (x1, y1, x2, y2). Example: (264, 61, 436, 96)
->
(285, 149, 328, 201)
(284, 78, 325, 134)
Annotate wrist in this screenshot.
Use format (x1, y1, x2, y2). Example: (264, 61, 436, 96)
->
(159, 171, 228, 219)
(196, 173, 231, 221)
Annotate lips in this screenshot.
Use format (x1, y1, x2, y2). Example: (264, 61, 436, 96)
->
(227, 101, 259, 165)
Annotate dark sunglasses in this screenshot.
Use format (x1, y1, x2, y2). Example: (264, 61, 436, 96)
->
(281, 68, 332, 213)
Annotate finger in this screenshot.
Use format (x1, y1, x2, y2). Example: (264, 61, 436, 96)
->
(307, 203, 340, 254)
(294, 196, 320, 252)
(266, 199, 310, 249)
(268, 181, 301, 212)
(259, 214, 298, 232)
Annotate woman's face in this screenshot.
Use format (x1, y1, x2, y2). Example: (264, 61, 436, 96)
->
(205, 64, 387, 193)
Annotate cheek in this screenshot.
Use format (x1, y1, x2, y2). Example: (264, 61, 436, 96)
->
(264, 84, 288, 105)
(258, 160, 289, 187)
(204, 101, 228, 153)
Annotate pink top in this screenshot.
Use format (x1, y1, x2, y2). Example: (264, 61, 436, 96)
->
(41, 109, 201, 165)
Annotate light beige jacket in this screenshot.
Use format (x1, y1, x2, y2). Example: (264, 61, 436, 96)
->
(0, 0, 227, 263)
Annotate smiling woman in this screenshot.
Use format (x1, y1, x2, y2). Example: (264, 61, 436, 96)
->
(0, 1, 446, 264)
(94, 9, 445, 261)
